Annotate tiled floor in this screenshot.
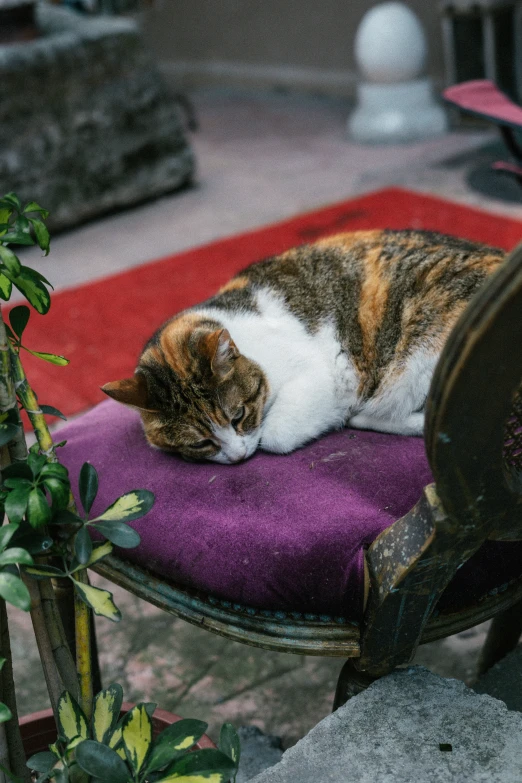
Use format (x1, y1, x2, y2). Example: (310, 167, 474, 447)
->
(8, 89, 522, 749)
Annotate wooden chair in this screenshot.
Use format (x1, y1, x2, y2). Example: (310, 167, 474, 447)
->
(59, 241, 522, 710)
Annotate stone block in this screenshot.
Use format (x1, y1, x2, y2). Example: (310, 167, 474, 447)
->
(0, 4, 194, 229)
(250, 667, 522, 783)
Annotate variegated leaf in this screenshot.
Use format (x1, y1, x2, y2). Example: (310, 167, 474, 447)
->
(122, 704, 152, 773)
(145, 720, 208, 774)
(73, 580, 121, 622)
(57, 692, 89, 744)
(93, 490, 154, 523)
(92, 684, 123, 744)
(86, 540, 113, 567)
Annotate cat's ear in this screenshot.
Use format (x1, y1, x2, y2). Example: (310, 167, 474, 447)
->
(101, 374, 158, 412)
(201, 329, 240, 379)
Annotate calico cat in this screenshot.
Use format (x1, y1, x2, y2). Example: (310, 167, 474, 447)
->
(102, 229, 504, 464)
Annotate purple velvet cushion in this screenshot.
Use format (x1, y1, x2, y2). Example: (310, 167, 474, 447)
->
(58, 400, 522, 621)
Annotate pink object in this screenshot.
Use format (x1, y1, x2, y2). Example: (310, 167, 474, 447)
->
(443, 80, 522, 128)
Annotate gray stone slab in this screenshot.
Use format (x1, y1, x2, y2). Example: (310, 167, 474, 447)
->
(0, 4, 194, 230)
(250, 667, 522, 783)
(474, 644, 522, 712)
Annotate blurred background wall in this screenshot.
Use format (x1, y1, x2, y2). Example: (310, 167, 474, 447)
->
(141, 0, 444, 97)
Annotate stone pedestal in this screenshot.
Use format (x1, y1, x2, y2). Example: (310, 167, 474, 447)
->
(348, 2, 448, 144)
(0, 5, 195, 230)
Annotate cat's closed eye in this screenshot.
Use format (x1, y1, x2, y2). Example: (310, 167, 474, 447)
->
(191, 439, 215, 450)
(232, 406, 245, 426)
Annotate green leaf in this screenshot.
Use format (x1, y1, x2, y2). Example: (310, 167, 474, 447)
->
(0, 522, 21, 551)
(0, 422, 20, 447)
(1, 231, 34, 247)
(50, 509, 82, 528)
(25, 349, 69, 366)
(11, 267, 50, 313)
(0, 245, 21, 276)
(90, 520, 140, 549)
(73, 581, 122, 622)
(26, 487, 52, 529)
(74, 527, 92, 566)
(0, 572, 31, 610)
(84, 540, 113, 568)
(92, 684, 123, 744)
(23, 267, 53, 289)
(40, 405, 67, 421)
(3, 478, 32, 491)
(145, 720, 209, 774)
(3, 193, 21, 211)
(40, 463, 69, 481)
(5, 485, 31, 524)
(219, 723, 241, 767)
(9, 304, 29, 338)
(75, 740, 129, 783)
(0, 206, 12, 223)
(122, 704, 152, 774)
(29, 218, 51, 256)
(24, 564, 66, 579)
(2, 462, 32, 480)
(23, 202, 50, 219)
(28, 452, 47, 478)
(42, 476, 70, 511)
(0, 702, 12, 723)
(0, 547, 33, 566)
(2, 215, 33, 246)
(93, 490, 155, 524)
(26, 751, 58, 773)
(79, 463, 98, 515)
(160, 749, 237, 783)
(0, 273, 12, 300)
(57, 692, 89, 745)
(11, 531, 53, 556)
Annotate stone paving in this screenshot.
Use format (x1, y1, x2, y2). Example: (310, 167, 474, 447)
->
(6, 89, 522, 762)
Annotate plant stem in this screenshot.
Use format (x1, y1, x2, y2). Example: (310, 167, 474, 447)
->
(6, 338, 78, 713)
(0, 602, 30, 783)
(8, 348, 54, 461)
(0, 314, 26, 465)
(9, 327, 95, 718)
(74, 572, 93, 720)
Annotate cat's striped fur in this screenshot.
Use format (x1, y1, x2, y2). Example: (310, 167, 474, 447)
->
(102, 230, 504, 463)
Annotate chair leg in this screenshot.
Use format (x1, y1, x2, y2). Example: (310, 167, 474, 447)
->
(333, 659, 381, 712)
(477, 598, 522, 676)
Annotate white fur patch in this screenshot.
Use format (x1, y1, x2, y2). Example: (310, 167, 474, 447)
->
(196, 290, 438, 452)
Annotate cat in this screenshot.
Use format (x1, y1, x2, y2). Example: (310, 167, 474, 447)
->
(102, 229, 504, 464)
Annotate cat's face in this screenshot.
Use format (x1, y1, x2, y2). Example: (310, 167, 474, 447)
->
(102, 322, 269, 464)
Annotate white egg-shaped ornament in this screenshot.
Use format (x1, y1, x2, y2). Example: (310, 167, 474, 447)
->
(348, 2, 448, 144)
(355, 2, 426, 84)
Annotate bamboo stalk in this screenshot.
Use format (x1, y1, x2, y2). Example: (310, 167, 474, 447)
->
(0, 602, 30, 783)
(20, 573, 63, 716)
(74, 571, 93, 720)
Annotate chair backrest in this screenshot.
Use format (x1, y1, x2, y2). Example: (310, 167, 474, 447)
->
(359, 242, 522, 676)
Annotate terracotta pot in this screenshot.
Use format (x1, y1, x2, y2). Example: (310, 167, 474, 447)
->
(20, 702, 216, 758)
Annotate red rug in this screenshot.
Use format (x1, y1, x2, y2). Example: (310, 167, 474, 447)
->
(10, 187, 522, 423)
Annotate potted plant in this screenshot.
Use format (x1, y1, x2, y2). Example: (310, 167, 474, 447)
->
(0, 192, 240, 782)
